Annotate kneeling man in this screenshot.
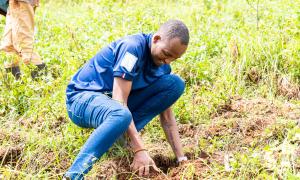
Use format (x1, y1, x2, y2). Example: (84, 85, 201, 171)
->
(65, 19, 189, 179)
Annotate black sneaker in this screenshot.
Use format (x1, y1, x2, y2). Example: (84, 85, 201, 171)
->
(5, 66, 21, 80)
(31, 63, 47, 79)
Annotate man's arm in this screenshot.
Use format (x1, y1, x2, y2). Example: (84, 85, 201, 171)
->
(112, 77, 158, 176)
(112, 77, 145, 152)
(112, 77, 131, 104)
(160, 107, 186, 162)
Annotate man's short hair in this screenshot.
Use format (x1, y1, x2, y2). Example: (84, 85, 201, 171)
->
(158, 19, 189, 45)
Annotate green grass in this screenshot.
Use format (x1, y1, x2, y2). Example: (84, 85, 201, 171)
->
(0, 0, 300, 179)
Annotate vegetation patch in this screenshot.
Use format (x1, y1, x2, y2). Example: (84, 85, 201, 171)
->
(0, 0, 299, 179)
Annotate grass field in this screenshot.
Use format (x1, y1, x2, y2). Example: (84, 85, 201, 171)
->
(0, 0, 300, 179)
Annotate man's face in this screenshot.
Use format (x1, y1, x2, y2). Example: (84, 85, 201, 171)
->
(151, 34, 187, 66)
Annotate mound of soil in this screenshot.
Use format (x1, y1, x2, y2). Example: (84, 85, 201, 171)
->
(213, 96, 300, 121)
(206, 97, 300, 151)
(0, 145, 24, 165)
(92, 150, 224, 180)
(0, 131, 24, 166)
(277, 76, 300, 99)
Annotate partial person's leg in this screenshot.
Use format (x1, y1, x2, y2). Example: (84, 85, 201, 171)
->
(11, 1, 46, 78)
(127, 74, 185, 131)
(0, 5, 21, 79)
(65, 92, 132, 179)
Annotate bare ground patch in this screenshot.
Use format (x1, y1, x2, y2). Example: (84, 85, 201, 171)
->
(92, 150, 223, 180)
(277, 76, 300, 99)
(90, 97, 300, 179)
(0, 145, 24, 166)
(0, 130, 25, 166)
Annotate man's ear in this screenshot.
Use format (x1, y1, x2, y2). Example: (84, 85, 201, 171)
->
(153, 34, 161, 43)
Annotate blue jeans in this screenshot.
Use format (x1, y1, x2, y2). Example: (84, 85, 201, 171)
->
(65, 74, 185, 179)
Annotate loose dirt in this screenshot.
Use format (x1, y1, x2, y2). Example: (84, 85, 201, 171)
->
(277, 76, 300, 99)
(92, 97, 300, 179)
(0, 145, 24, 165)
(0, 131, 24, 166)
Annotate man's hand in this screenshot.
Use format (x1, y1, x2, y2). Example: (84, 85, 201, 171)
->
(130, 150, 159, 176)
(112, 78, 159, 176)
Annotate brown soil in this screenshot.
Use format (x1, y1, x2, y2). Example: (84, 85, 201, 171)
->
(93, 151, 220, 180)
(0, 131, 25, 166)
(178, 124, 198, 137)
(208, 97, 300, 149)
(50, 116, 67, 129)
(0, 145, 24, 165)
(212, 96, 300, 121)
(18, 116, 68, 134)
(277, 76, 300, 99)
(247, 67, 261, 83)
(92, 97, 300, 179)
(0, 131, 23, 144)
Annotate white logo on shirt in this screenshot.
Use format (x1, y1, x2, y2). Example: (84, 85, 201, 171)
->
(120, 52, 138, 72)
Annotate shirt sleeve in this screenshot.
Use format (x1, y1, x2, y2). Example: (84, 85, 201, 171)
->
(113, 40, 141, 81)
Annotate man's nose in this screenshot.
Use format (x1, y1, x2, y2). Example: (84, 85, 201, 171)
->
(164, 58, 174, 64)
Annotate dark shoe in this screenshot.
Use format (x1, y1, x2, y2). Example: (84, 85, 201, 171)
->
(5, 66, 21, 80)
(31, 63, 47, 79)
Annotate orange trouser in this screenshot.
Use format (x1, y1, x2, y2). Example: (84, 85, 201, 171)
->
(0, 0, 42, 68)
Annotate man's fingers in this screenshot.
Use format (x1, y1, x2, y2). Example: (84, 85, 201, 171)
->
(138, 166, 144, 177)
(144, 164, 150, 176)
(131, 162, 139, 173)
(151, 160, 160, 172)
(153, 164, 159, 172)
(130, 162, 135, 170)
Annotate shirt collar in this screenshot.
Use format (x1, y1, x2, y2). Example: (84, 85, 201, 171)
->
(147, 33, 153, 50)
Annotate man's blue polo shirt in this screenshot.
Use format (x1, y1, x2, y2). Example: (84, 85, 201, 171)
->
(66, 33, 171, 102)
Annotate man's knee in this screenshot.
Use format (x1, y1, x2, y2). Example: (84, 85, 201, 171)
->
(162, 74, 185, 97)
(110, 106, 132, 128)
(172, 74, 185, 95)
